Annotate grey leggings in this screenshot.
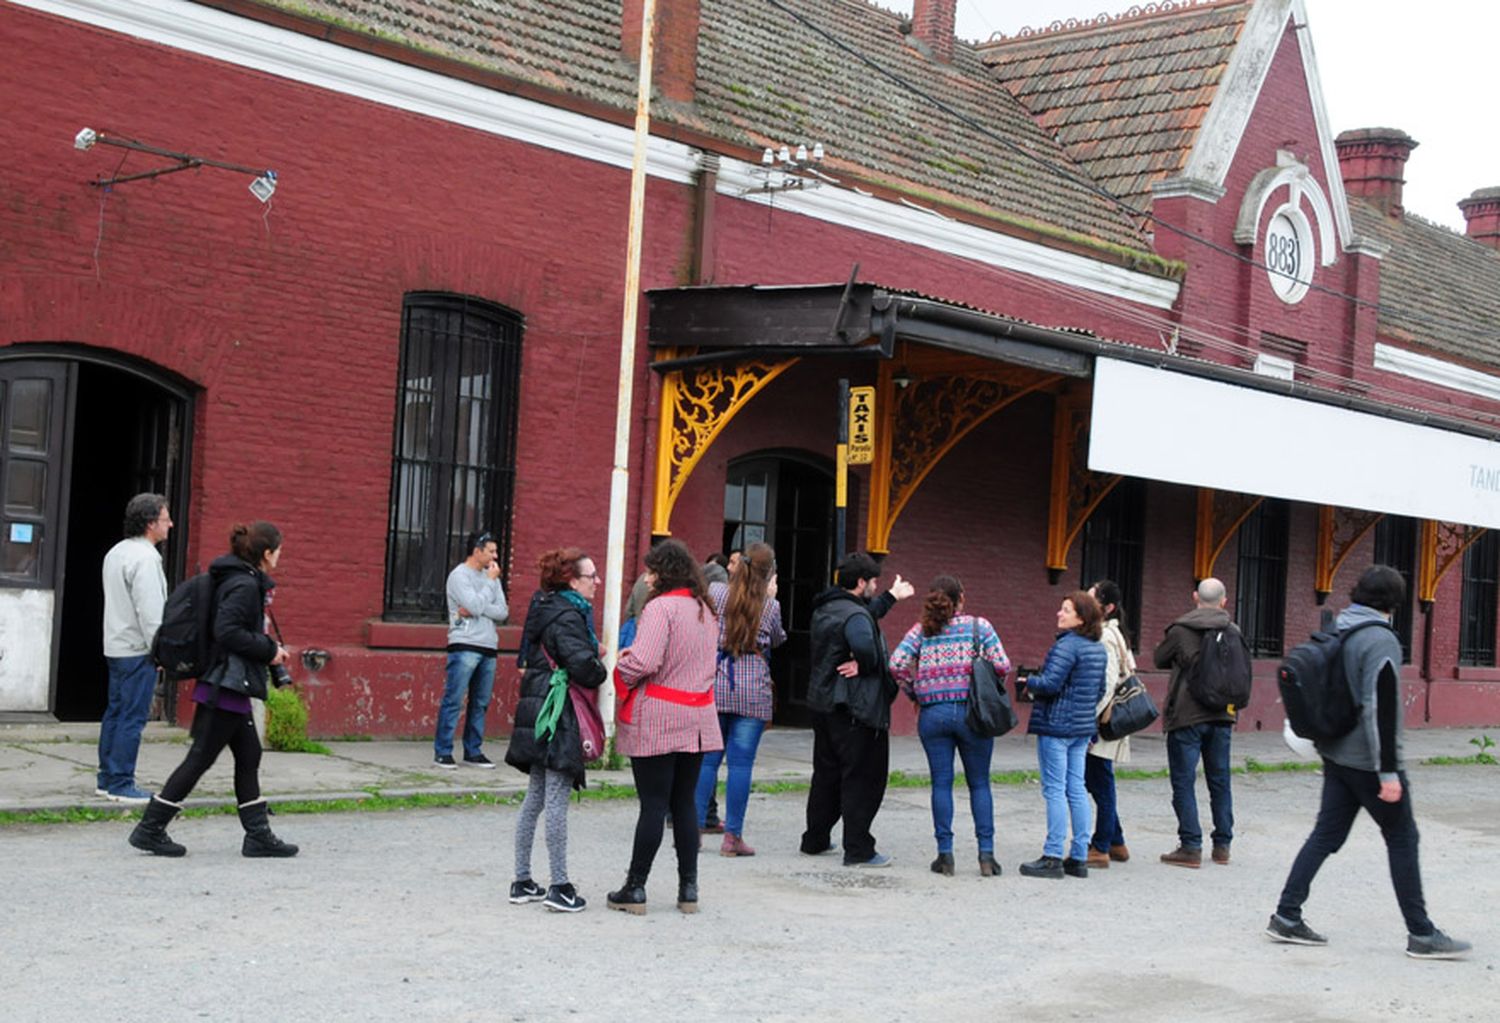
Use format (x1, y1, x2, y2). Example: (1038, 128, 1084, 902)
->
(514, 766, 572, 885)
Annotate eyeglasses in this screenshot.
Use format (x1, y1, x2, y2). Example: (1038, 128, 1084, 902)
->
(578, 572, 600, 581)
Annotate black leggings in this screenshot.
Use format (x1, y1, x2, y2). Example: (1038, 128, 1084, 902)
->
(629, 751, 704, 881)
(160, 703, 262, 805)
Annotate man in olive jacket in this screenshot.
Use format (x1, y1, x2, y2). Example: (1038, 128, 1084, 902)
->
(800, 553, 913, 867)
(1153, 577, 1237, 868)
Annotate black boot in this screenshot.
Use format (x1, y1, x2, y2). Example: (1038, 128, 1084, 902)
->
(1019, 855, 1064, 879)
(978, 853, 1002, 878)
(239, 799, 299, 858)
(1062, 857, 1089, 878)
(128, 797, 186, 857)
(930, 852, 955, 876)
(677, 873, 699, 915)
(607, 873, 648, 915)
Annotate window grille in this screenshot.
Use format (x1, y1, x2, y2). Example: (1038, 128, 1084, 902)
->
(1372, 516, 1416, 663)
(1079, 477, 1146, 650)
(1459, 530, 1498, 667)
(1235, 500, 1289, 657)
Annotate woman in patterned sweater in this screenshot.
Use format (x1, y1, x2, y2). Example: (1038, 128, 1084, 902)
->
(890, 576, 1011, 877)
(608, 539, 723, 915)
(694, 542, 787, 857)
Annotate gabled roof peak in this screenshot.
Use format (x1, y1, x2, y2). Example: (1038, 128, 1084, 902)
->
(981, 0, 1249, 46)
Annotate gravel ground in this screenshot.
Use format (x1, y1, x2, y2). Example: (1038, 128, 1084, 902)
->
(3, 765, 1497, 1022)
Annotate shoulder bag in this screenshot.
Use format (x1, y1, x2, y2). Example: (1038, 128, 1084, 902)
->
(1097, 673, 1159, 741)
(964, 619, 1018, 738)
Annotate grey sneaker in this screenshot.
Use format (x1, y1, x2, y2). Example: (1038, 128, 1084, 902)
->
(508, 879, 546, 904)
(106, 785, 152, 805)
(845, 852, 892, 868)
(1406, 929, 1472, 960)
(1266, 914, 1328, 946)
(543, 883, 587, 913)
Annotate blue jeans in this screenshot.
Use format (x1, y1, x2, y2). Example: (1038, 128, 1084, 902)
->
(1166, 722, 1234, 850)
(1085, 753, 1125, 853)
(918, 701, 995, 854)
(695, 713, 766, 836)
(97, 655, 157, 793)
(434, 649, 496, 759)
(1037, 735, 1091, 859)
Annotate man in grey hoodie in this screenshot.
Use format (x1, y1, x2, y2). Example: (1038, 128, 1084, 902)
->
(433, 531, 508, 769)
(1153, 577, 1238, 868)
(1266, 565, 1471, 959)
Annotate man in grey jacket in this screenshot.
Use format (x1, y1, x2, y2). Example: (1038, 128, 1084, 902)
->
(433, 531, 508, 769)
(1266, 565, 1471, 959)
(97, 493, 172, 803)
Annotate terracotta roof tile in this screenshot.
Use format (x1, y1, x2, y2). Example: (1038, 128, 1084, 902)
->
(978, 0, 1250, 214)
(246, 0, 1147, 250)
(1351, 202, 1500, 369)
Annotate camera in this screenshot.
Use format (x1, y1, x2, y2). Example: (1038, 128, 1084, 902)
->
(270, 663, 294, 689)
(1013, 665, 1041, 703)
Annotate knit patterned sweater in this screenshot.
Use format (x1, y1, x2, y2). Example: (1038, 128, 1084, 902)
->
(889, 614, 1011, 706)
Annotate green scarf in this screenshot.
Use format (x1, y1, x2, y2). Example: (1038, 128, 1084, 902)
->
(535, 591, 597, 742)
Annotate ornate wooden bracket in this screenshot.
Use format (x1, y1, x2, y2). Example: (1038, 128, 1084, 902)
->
(867, 361, 1059, 553)
(1416, 519, 1488, 610)
(651, 352, 799, 536)
(1313, 505, 1384, 603)
(1046, 386, 1121, 582)
(1193, 488, 1264, 581)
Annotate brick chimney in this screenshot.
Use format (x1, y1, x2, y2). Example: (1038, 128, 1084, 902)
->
(1335, 128, 1418, 218)
(1459, 188, 1500, 250)
(621, 0, 700, 104)
(909, 0, 956, 63)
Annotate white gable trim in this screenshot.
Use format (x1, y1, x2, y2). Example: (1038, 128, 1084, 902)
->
(1375, 344, 1500, 402)
(1177, 0, 1353, 250)
(15, 0, 1181, 310)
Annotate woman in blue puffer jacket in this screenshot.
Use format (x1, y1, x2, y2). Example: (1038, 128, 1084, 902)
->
(1020, 590, 1107, 880)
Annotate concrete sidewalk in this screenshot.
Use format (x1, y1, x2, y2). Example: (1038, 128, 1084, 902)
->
(0, 719, 1489, 813)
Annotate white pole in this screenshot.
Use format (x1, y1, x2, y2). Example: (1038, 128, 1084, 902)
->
(600, 0, 657, 733)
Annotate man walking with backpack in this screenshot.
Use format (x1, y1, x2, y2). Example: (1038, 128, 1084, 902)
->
(97, 493, 172, 804)
(1153, 577, 1245, 868)
(1266, 565, 1471, 959)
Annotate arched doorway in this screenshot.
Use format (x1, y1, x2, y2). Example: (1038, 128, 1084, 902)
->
(723, 452, 840, 727)
(0, 347, 193, 721)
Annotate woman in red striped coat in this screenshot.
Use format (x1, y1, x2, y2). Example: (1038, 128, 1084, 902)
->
(607, 539, 723, 915)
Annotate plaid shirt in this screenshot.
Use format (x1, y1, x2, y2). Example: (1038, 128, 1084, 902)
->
(709, 582, 787, 721)
(614, 593, 724, 758)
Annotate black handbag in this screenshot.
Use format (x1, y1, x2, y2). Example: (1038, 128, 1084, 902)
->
(1097, 674, 1159, 741)
(203, 652, 270, 701)
(964, 624, 1018, 739)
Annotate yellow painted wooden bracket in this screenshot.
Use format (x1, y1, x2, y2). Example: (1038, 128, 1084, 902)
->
(1045, 385, 1120, 578)
(1313, 505, 1384, 601)
(1416, 519, 1488, 607)
(1193, 488, 1264, 581)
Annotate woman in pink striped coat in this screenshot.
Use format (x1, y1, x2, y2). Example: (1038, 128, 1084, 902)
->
(607, 539, 723, 916)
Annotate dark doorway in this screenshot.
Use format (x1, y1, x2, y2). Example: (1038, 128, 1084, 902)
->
(54, 362, 189, 721)
(724, 453, 836, 728)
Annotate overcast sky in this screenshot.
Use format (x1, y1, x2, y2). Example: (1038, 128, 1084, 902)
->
(884, 0, 1497, 232)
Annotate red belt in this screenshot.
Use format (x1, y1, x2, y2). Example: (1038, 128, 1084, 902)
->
(615, 676, 714, 724)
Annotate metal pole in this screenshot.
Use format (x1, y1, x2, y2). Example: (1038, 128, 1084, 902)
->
(599, 0, 658, 733)
(835, 378, 849, 563)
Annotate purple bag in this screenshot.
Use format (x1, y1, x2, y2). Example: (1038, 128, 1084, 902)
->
(569, 684, 607, 762)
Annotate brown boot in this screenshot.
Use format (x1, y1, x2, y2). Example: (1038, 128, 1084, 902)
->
(1212, 844, 1231, 865)
(720, 833, 756, 857)
(1109, 844, 1130, 862)
(1086, 848, 1110, 870)
(1160, 846, 1202, 869)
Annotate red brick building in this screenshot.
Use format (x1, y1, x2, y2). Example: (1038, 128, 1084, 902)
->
(2, 0, 1498, 736)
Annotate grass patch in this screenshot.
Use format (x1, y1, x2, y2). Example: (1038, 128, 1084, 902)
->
(1423, 754, 1497, 766)
(1240, 757, 1323, 774)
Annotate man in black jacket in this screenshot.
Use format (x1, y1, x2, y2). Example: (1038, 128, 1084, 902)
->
(800, 553, 913, 867)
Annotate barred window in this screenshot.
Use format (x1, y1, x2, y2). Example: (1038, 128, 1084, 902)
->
(1459, 530, 1498, 667)
(1372, 516, 1417, 663)
(1235, 499, 1289, 658)
(384, 293, 522, 620)
(1079, 477, 1146, 650)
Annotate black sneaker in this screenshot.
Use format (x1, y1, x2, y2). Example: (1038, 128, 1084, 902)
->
(433, 755, 457, 769)
(543, 883, 587, 913)
(1019, 855, 1064, 879)
(509, 879, 546, 904)
(1406, 929, 1471, 960)
(462, 754, 496, 769)
(1266, 914, 1328, 946)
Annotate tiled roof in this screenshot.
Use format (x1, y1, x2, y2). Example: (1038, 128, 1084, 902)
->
(1351, 202, 1500, 369)
(977, 0, 1251, 214)
(243, 0, 1148, 251)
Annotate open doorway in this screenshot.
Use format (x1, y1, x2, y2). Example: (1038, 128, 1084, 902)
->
(723, 452, 839, 728)
(50, 359, 191, 721)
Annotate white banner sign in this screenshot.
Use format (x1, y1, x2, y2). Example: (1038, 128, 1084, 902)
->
(1088, 357, 1500, 529)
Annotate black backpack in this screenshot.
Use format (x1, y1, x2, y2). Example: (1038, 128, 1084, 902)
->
(1277, 620, 1391, 742)
(1187, 623, 1253, 713)
(151, 572, 216, 681)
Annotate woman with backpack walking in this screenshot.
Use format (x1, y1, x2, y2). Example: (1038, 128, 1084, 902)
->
(1019, 590, 1107, 879)
(693, 542, 786, 857)
(504, 547, 608, 913)
(1085, 579, 1134, 869)
(607, 539, 722, 915)
(889, 575, 1011, 877)
(128, 521, 298, 859)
